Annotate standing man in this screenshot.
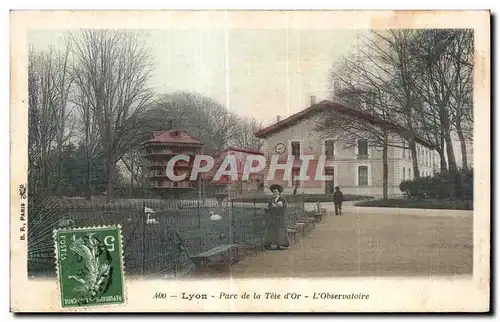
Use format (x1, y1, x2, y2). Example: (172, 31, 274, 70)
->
(333, 186, 343, 216)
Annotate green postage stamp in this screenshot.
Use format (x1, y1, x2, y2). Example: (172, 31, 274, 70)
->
(54, 225, 125, 308)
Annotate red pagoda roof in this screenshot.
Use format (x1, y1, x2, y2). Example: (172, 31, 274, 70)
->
(141, 129, 204, 146)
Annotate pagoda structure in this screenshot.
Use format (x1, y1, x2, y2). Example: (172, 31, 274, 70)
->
(140, 128, 204, 199)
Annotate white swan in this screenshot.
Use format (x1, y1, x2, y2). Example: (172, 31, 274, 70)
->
(144, 206, 159, 224)
(146, 213, 159, 224)
(209, 211, 222, 221)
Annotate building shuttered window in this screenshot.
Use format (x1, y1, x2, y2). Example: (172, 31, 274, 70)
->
(358, 166, 368, 187)
(291, 141, 300, 158)
(357, 139, 368, 156)
(324, 140, 334, 156)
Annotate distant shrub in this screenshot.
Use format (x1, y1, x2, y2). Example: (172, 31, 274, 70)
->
(399, 168, 473, 200)
(355, 198, 473, 210)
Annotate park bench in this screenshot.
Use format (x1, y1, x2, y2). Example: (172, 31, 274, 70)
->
(286, 226, 301, 244)
(175, 227, 240, 270)
(289, 210, 315, 234)
(312, 202, 326, 222)
(299, 214, 316, 233)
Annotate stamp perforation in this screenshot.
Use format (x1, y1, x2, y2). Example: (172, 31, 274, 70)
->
(53, 224, 127, 311)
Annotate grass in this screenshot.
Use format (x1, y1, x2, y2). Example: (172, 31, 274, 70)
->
(354, 198, 473, 210)
(196, 210, 473, 278)
(28, 197, 303, 278)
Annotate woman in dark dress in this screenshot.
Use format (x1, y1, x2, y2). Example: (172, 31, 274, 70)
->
(263, 184, 290, 250)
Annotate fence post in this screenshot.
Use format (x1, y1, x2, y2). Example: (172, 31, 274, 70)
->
(142, 201, 146, 277)
(253, 197, 256, 217)
(230, 199, 235, 245)
(197, 199, 201, 228)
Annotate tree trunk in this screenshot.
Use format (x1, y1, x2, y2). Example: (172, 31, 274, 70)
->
(438, 149, 447, 173)
(106, 155, 115, 200)
(439, 128, 447, 173)
(86, 142, 92, 201)
(56, 145, 62, 195)
(440, 104, 458, 173)
(456, 124, 468, 169)
(444, 129, 458, 173)
(409, 139, 420, 179)
(129, 160, 134, 197)
(382, 133, 389, 200)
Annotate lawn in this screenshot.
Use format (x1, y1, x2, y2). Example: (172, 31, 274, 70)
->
(195, 210, 473, 278)
(354, 198, 473, 210)
(27, 198, 290, 278)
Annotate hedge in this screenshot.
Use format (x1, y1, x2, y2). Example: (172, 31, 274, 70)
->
(399, 168, 473, 200)
(355, 198, 473, 210)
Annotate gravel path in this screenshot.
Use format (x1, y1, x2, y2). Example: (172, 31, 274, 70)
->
(194, 207, 473, 278)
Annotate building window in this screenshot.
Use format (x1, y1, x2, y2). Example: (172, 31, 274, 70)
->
(409, 168, 412, 180)
(358, 166, 368, 187)
(291, 141, 301, 158)
(402, 167, 406, 181)
(291, 170, 300, 187)
(402, 142, 406, 158)
(324, 140, 335, 156)
(357, 139, 368, 156)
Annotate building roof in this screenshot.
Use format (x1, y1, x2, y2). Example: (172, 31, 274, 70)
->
(141, 129, 204, 147)
(215, 147, 264, 157)
(254, 100, 434, 148)
(205, 147, 264, 183)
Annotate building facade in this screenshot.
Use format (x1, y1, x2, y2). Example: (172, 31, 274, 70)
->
(254, 100, 439, 197)
(141, 129, 204, 198)
(206, 147, 266, 198)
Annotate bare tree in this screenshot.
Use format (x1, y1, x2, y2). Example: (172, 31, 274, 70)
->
(325, 34, 419, 199)
(356, 30, 425, 178)
(151, 92, 240, 153)
(70, 30, 154, 199)
(448, 30, 474, 169)
(410, 29, 464, 173)
(70, 75, 101, 199)
(121, 150, 145, 194)
(232, 117, 265, 151)
(28, 46, 67, 195)
(52, 38, 74, 194)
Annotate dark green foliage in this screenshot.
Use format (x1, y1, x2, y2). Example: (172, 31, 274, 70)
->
(399, 168, 473, 200)
(355, 198, 473, 210)
(31, 143, 119, 197)
(27, 195, 63, 277)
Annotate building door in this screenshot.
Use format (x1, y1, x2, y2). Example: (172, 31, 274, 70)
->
(324, 168, 335, 194)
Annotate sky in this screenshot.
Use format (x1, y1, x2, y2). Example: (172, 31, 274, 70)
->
(28, 28, 472, 166)
(29, 28, 358, 124)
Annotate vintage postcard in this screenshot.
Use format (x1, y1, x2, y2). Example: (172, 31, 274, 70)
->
(10, 10, 490, 312)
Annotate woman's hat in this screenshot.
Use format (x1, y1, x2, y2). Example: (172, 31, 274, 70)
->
(269, 184, 283, 193)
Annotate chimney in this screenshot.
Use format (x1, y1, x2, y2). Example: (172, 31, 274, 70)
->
(276, 115, 281, 122)
(310, 95, 317, 106)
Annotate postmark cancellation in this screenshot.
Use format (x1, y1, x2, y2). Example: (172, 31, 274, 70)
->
(53, 225, 125, 308)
